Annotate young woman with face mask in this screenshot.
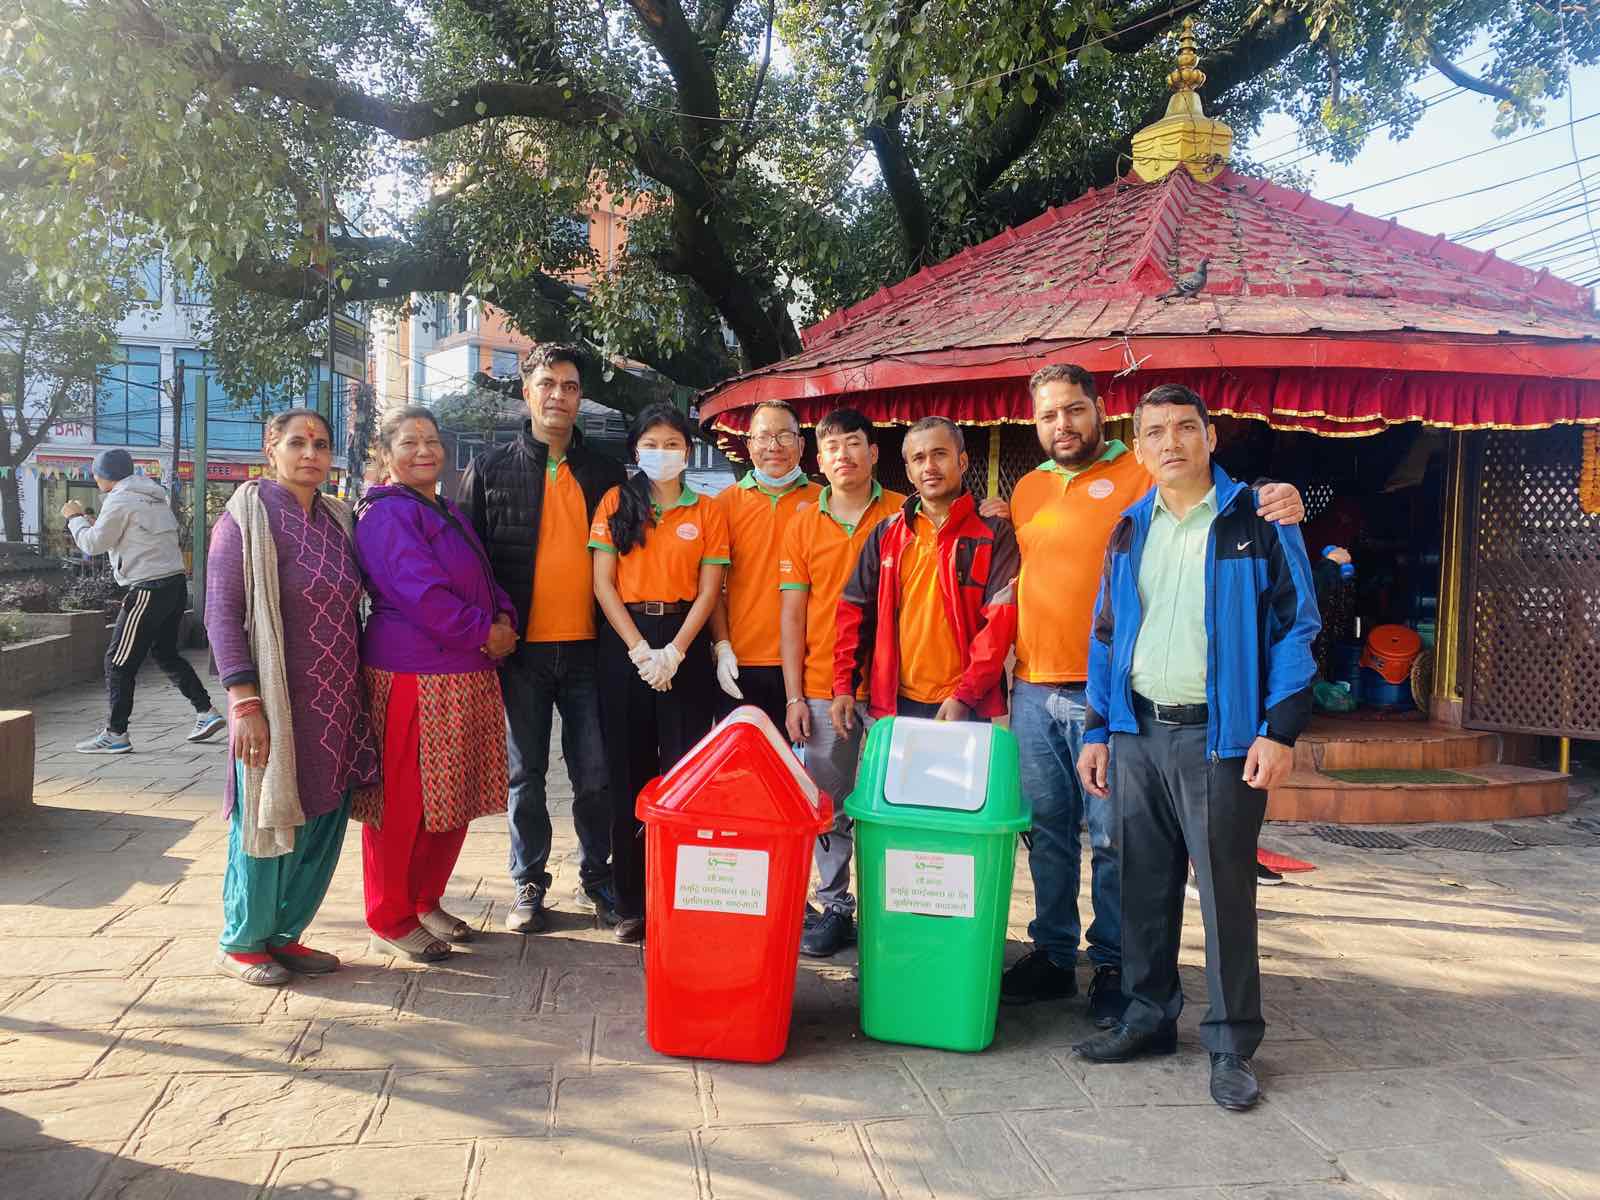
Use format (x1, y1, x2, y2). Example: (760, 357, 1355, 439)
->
(588, 403, 730, 943)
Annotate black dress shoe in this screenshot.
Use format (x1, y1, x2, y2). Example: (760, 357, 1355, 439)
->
(1000, 948, 1078, 1005)
(1086, 964, 1128, 1028)
(1209, 1052, 1261, 1110)
(1072, 1022, 1178, 1063)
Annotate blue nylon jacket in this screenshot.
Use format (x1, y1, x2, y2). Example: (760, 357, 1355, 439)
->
(1083, 463, 1321, 759)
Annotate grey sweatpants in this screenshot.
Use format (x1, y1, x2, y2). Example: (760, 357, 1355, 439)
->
(1114, 717, 1268, 1056)
(802, 698, 869, 913)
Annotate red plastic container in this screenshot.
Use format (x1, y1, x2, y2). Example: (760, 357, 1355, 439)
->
(636, 706, 833, 1062)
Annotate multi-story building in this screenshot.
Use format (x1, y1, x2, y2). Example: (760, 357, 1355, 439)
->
(18, 258, 357, 552)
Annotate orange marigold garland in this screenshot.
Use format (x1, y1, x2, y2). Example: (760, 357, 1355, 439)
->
(1583, 428, 1600, 516)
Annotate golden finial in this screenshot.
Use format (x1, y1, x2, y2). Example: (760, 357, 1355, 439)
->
(1167, 18, 1207, 93)
(1131, 16, 1233, 184)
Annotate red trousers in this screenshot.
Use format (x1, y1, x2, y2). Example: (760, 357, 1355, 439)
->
(362, 673, 469, 940)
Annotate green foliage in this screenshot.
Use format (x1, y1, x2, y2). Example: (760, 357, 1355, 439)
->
(0, 0, 1592, 394)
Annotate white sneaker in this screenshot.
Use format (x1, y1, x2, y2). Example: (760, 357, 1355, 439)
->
(188, 710, 226, 743)
(76, 729, 131, 754)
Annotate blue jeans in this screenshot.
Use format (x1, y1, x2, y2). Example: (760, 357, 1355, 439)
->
(1011, 679, 1120, 969)
(500, 640, 612, 890)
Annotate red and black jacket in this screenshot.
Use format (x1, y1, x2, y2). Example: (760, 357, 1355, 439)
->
(833, 491, 1020, 719)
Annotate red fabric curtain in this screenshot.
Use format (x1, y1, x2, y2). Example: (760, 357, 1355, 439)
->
(710, 368, 1600, 438)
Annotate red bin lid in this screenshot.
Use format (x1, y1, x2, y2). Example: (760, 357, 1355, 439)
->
(636, 707, 833, 833)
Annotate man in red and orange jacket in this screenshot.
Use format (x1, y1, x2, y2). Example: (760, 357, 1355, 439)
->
(830, 416, 1019, 735)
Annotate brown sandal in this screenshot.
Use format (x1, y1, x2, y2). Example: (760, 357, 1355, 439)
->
(369, 927, 453, 963)
(417, 908, 474, 944)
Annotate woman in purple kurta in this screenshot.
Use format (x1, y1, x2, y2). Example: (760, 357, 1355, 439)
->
(351, 407, 517, 963)
(206, 408, 377, 987)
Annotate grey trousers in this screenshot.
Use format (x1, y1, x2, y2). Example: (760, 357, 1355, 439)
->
(1114, 718, 1268, 1056)
(802, 698, 868, 913)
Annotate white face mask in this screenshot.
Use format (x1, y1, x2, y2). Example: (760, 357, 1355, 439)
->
(636, 448, 687, 482)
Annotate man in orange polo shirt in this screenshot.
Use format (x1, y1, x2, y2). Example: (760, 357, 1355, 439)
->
(710, 400, 821, 730)
(458, 344, 626, 935)
(992, 364, 1303, 1024)
(779, 408, 905, 957)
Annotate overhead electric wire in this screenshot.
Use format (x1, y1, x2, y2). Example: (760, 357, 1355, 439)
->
(1374, 151, 1600, 218)
(1454, 177, 1590, 239)
(1557, 9, 1600, 278)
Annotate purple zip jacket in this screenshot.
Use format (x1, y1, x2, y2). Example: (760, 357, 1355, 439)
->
(354, 484, 517, 676)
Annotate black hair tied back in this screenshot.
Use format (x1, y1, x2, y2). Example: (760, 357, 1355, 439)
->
(609, 402, 695, 555)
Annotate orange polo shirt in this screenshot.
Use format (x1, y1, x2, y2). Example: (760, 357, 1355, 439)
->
(527, 459, 596, 642)
(588, 484, 731, 605)
(1011, 441, 1153, 684)
(896, 508, 965, 704)
(717, 473, 822, 666)
(779, 483, 906, 700)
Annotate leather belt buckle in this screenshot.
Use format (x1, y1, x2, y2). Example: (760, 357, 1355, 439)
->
(1152, 700, 1180, 725)
(643, 601, 665, 616)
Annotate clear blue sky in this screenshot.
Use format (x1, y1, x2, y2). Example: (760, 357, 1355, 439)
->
(1238, 62, 1600, 289)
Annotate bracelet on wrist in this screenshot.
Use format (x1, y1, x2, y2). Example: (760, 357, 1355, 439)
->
(786, 697, 806, 708)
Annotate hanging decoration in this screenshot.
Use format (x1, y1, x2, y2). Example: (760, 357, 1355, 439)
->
(1581, 428, 1600, 516)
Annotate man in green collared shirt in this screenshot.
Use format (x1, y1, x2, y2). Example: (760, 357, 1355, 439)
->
(1130, 486, 1217, 705)
(778, 408, 907, 957)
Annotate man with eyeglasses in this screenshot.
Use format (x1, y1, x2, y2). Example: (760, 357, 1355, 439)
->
(709, 400, 821, 730)
(458, 342, 626, 935)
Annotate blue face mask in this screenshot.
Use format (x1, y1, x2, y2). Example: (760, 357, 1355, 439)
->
(753, 464, 805, 489)
(636, 448, 686, 482)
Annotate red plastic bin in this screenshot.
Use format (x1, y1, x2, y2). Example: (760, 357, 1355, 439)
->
(636, 706, 833, 1063)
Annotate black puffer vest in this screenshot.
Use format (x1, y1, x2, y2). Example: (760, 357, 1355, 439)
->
(455, 422, 626, 635)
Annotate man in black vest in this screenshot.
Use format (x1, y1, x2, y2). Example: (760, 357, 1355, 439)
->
(458, 343, 626, 933)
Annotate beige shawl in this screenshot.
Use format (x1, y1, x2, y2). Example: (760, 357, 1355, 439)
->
(226, 482, 356, 857)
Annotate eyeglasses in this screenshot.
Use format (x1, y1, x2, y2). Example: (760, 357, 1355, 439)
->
(746, 432, 799, 449)
(531, 380, 581, 398)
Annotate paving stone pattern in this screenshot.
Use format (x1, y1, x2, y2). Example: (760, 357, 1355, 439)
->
(2, 655, 1599, 1198)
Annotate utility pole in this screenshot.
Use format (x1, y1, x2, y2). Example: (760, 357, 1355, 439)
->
(191, 374, 209, 635)
(167, 357, 185, 518)
(320, 175, 336, 440)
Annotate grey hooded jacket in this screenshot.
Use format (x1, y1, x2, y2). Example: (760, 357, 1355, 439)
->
(66, 475, 188, 586)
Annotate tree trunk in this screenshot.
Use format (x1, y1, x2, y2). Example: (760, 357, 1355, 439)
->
(0, 470, 21, 543)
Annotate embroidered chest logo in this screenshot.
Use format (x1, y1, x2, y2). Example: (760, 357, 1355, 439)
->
(1236, 540, 1251, 551)
(677, 523, 700, 540)
(1087, 479, 1115, 500)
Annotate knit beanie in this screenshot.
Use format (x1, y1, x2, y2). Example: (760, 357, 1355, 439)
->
(91, 448, 136, 482)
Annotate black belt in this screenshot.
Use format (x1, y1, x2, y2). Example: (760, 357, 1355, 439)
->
(626, 601, 689, 616)
(1133, 693, 1208, 725)
(131, 572, 187, 590)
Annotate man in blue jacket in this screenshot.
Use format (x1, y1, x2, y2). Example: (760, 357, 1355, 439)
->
(1073, 384, 1318, 1112)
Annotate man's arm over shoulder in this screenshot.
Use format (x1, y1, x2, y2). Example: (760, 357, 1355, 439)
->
(954, 517, 1019, 709)
(1260, 518, 1321, 745)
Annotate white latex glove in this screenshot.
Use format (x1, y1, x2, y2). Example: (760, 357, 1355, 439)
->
(713, 639, 743, 699)
(628, 639, 653, 667)
(655, 642, 684, 689)
(636, 645, 670, 689)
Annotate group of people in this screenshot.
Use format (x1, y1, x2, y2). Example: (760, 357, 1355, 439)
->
(65, 342, 1319, 1113)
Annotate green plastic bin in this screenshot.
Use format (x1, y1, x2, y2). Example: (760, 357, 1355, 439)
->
(845, 716, 1031, 1052)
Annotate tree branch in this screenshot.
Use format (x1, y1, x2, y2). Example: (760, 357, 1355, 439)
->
(1428, 45, 1518, 102)
(968, 0, 1206, 204)
(743, 0, 775, 128)
(625, 0, 725, 146)
(865, 0, 933, 270)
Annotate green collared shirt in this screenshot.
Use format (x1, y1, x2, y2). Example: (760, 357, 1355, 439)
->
(1038, 439, 1128, 481)
(545, 453, 565, 482)
(650, 482, 700, 520)
(816, 480, 883, 535)
(1129, 486, 1216, 706)
(736, 470, 812, 507)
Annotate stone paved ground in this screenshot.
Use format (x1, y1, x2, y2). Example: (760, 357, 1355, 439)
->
(4, 655, 1600, 1199)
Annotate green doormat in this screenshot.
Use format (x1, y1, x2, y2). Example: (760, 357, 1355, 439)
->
(1322, 768, 1485, 785)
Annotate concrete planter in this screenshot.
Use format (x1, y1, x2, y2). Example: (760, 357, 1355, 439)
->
(0, 609, 112, 707)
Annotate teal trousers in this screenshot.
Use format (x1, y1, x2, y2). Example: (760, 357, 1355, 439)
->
(219, 763, 351, 953)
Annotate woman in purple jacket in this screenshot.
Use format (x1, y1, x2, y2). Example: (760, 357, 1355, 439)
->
(353, 407, 518, 963)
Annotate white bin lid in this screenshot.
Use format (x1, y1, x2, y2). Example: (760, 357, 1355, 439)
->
(883, 717, 992, 812)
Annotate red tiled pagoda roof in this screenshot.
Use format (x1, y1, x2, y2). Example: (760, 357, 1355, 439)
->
(701, 167, 1600, 436)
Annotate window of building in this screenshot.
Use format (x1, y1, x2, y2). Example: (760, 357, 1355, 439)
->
(491, 348, 520, 378)
(432, 294, 450, 335)
(174, 267, 211, 306)
(455, 296, 472, 335)
(128, 256, 163, 306)
(95, 345, 162, 447)
(455, 435, 486, 470)
(175, 349, 263, 452)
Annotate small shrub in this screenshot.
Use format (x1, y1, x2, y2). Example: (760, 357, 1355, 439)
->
(0, 615, 23, 646)
(0, 578, 61, 613)
(59, 574, 126, 612)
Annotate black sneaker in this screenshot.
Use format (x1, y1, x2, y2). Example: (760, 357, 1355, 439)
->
(800, 909, 855, 958)
(802, 903, 824, 929)
(1000, 948, 1078, 1005)
(576, 882, 620, 927)
(505, 881, 549, 933)
(1087, 964, 1128, 1028)
(1256, 861, 1285, 885)
(614, 916, 645, 944)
